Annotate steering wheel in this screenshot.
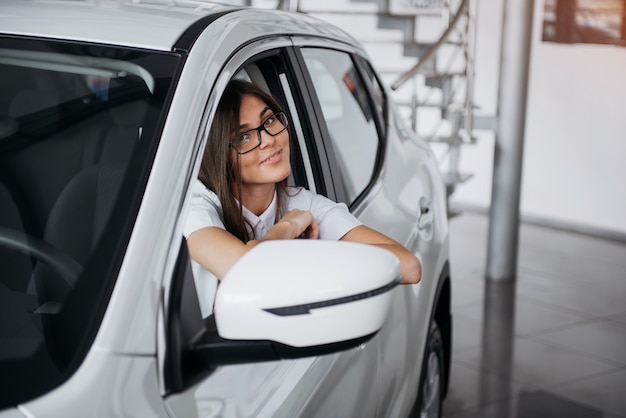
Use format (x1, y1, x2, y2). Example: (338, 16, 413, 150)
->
(0, 226, 83, 287)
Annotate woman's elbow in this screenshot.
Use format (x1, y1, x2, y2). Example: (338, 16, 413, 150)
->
(401, 254, 422, 284)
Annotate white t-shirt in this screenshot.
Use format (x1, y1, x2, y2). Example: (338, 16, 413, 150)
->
(183, 179, 363, 316)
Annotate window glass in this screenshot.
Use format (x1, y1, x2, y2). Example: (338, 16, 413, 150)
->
(301, 49, 380, 204)
(0, 36, 180, 408)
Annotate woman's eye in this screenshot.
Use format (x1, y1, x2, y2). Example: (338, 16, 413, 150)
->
(239, 133, 251, 144)
(264, 116, 276, 127)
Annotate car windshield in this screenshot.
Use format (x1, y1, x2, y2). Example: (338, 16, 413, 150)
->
(0, 36, 181, 408)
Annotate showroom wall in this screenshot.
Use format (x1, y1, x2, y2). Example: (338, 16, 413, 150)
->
(451, 0, 626, 239)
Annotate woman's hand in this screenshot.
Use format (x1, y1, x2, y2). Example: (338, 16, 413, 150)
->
(266, 209, 319, 240)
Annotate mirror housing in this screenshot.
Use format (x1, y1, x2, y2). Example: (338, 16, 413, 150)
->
(215, 240, 400, 346)
(167, 240, 400, 393)
(215, 240, 400, 347)
(201, 240, 399, 362)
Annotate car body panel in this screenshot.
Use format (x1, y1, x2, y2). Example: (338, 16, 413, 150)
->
(19, 352, 169, 418)
(0, 1, 356, 52)
(0, 0, 221, 50)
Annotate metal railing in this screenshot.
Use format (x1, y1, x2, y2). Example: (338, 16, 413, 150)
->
(391, 0, 470, 90)
(390, 0, 477, 196)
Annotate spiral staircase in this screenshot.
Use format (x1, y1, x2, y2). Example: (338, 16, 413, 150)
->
(275, 0, 479, 202)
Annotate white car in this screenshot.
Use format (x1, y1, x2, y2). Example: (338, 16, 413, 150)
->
(0, 1, 452, 417)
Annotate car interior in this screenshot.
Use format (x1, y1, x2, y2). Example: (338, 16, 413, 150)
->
(0, 40, 175, 402)
(0, 62, 147, 302)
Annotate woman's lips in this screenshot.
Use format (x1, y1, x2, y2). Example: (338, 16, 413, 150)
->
(261, 150, 282, 164)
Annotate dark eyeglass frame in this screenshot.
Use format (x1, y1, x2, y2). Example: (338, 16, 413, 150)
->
(230, 111, 289, 155)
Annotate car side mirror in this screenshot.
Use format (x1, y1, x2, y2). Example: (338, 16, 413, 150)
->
(166, 239, 400, 394)
(215, 240, 400, 346)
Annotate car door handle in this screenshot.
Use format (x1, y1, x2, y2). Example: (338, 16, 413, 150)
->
(418, 199, 433, 230)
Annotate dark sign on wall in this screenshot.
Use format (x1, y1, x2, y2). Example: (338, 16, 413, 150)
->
(543, 0, 626, 46)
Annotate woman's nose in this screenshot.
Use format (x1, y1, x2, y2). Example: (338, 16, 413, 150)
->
(259, 129, 275, 148)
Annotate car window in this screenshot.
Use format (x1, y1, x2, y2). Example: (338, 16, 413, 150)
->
(180, 50, 319, 319)
(0, 36, 180, 408)
(300, 48, 381, 205)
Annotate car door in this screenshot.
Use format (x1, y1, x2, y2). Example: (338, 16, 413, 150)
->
(162, 38, 383, 418)
(291, 40, 429, 415)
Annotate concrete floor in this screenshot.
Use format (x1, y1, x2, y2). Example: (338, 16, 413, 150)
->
(442, 212, 626, 418)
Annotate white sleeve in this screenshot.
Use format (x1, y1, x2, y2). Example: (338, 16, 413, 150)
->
(183, 180, 225, 238)
(182, 180, 222, 318)
(287, 188, 363, 241)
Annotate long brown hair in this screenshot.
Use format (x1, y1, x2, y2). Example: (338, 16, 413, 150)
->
(198, 79, 288, 242)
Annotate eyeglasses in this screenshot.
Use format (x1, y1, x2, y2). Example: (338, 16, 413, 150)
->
(230, 111, 289, 155)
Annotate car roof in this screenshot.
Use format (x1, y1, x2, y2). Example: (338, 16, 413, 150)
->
(0, 0, 358, 52)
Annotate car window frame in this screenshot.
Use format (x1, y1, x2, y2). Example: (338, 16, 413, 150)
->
(164, 37, 346, 394)
(289, 38, 388, 209)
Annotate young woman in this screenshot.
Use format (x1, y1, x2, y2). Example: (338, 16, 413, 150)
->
(184, 80, 421, 316)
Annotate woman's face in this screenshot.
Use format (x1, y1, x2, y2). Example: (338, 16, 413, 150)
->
(234, 94, 291, 190)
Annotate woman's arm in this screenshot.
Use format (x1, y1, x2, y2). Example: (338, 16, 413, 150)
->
(340, 225, 422, 284)
(187, 209, 319, 280)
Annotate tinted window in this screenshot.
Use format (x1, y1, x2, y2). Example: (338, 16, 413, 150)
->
(0, 36, 180, 408)
(301, 49, 380, 204)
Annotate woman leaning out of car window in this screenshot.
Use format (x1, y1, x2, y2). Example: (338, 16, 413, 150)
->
(183, 80, 421, 317)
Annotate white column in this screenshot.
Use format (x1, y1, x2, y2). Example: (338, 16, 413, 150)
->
(486, 0, 535, 281)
